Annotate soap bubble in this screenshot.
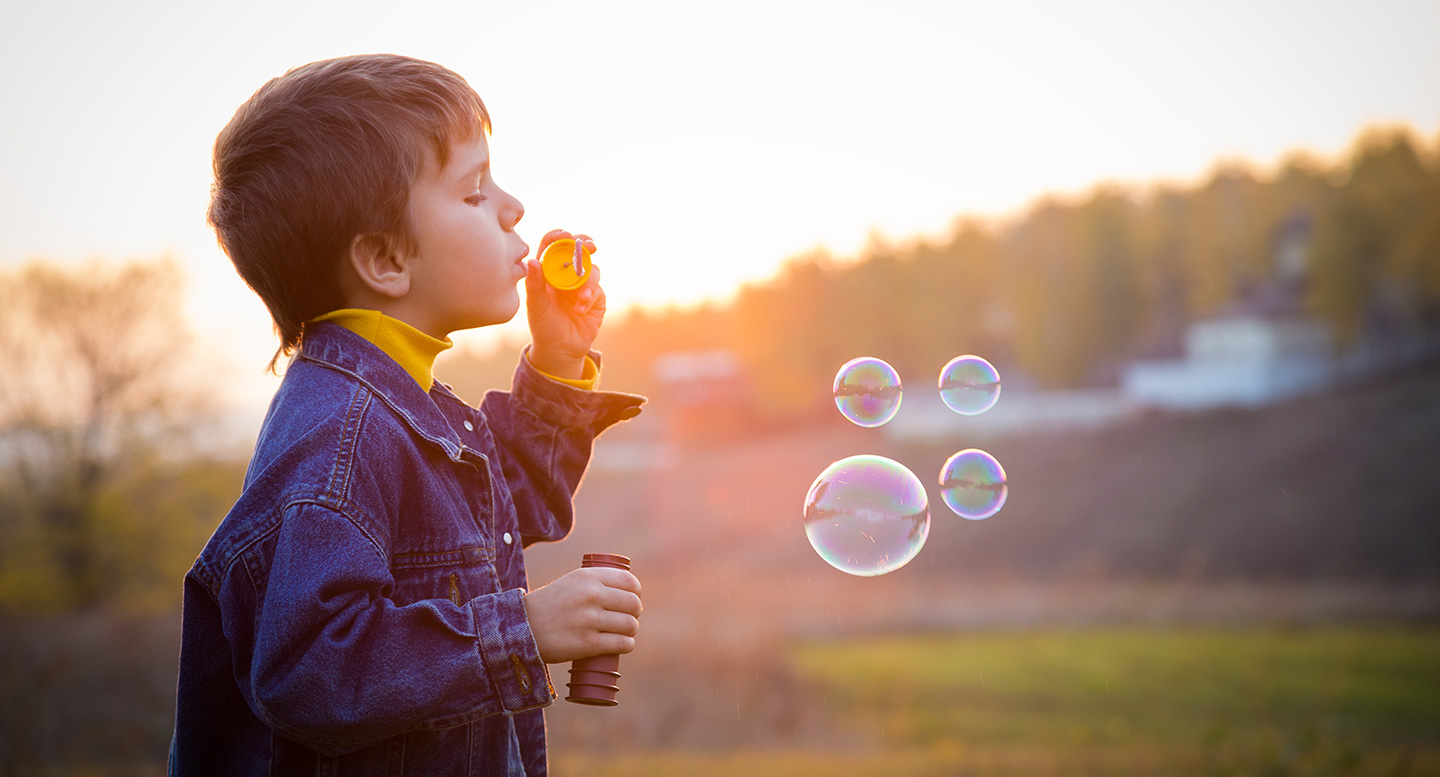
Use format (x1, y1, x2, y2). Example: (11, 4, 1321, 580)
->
(938, 355, 1001, 415)
(833, 357, 902, 427)
(939, 449, 1008, 520)
(803, 455, 929, 576)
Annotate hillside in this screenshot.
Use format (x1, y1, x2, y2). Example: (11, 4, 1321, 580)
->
(527, 362, 1440, 634)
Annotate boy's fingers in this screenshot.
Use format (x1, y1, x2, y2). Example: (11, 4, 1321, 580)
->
(599, 633, 637, 656)
(596, 610, 640, 637)
(600, 589, 643, 618)
(572, 264, 605, 315)
(537, 228, 572, 257)
(523, 260, 548, 301)
(539, 228, 571, 246)
(592, 566, 640, 597)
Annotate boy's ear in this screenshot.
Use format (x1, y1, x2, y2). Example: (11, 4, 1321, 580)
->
(348, 232, 411, 299)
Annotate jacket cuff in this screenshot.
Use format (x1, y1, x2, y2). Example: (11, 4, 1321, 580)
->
(529, 353, 600, 391)
(514, 347, 645, 433)
(470, 589, 555, 713)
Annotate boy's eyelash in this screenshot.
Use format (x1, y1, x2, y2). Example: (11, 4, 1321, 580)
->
(465, 192, 486, 205)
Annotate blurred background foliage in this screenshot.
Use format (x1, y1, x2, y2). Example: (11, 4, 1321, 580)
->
(0, 260, 244, 614)
(445, 125, 1440, 415)
(1, 123, 1438, 775)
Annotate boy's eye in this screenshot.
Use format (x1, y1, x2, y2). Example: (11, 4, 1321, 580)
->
(465, 192, 486, 206)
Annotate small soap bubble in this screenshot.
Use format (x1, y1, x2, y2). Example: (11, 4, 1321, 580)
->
(803, 454, 929, 576)
(833, 357, 902, 427)
(938, 355, 1001, 415)
(939, 448, 1008, 520)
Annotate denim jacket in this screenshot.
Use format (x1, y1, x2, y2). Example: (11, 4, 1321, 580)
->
(169, 323, 644, 776)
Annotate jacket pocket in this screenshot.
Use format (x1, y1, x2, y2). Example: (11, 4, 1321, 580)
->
(389, 545, 495, 607)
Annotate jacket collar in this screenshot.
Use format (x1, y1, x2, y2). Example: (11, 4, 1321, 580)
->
(297, 322, 479, 464)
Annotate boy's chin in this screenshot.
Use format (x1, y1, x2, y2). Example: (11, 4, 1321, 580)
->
(460, 301, 521, 330)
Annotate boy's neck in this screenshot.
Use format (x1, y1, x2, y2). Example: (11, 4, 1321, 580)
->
(310, 309, 452, 391)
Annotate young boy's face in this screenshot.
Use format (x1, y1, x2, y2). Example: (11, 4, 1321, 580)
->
(403, 132, 529, 336)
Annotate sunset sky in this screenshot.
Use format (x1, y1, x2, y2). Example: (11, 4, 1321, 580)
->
(1, 0, 1437, 410)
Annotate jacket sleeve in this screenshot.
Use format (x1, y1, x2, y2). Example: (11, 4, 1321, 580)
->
(481, 349, 645, 547)
(219, 501, 553, 756)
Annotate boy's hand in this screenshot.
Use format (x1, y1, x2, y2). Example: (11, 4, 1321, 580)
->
(525, 229, 605, 381)
(523, 566, 641, 664)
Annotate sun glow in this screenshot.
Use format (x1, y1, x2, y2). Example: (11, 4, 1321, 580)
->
(1, 0, 1437, 410)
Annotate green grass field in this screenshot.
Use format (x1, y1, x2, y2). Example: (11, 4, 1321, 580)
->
(555, 625, 1440, 776)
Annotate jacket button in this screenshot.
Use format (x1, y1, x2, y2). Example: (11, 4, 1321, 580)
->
(464, 420, 474, 431)
(503, 532, 513, 545)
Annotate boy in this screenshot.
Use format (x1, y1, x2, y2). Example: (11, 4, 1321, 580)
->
(170, 54, 644, 776)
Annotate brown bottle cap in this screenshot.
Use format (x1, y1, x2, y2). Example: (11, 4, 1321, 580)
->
(581, 553, 631, 570)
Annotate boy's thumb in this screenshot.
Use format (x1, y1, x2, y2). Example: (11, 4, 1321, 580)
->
(524, 260, 547, 300)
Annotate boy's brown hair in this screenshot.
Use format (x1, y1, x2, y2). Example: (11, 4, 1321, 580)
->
(207, 54, 491, 369)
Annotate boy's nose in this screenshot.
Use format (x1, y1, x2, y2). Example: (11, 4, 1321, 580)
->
(504, 194, 524, 230)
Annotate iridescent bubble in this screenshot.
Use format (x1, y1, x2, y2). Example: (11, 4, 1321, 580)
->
(803, 455, 930, 576)
(938, 355, 1001, 415)
(833, 357, 902, 428)
(939, 448, 1008, 520)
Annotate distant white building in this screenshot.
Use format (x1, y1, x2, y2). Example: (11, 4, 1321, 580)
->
(1123, 210, 1337, 409)
(1122, 305, 1336, 410)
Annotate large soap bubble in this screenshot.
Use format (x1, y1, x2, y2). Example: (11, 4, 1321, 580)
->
(803, 454, 929, 576)
(938, 355, 1001, 416)
(833, 357, 902, 428)
(939, 448, 1008, 520)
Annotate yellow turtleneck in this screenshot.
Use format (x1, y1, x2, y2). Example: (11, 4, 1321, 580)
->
(311, 309, 451, 390)
(310, 308, 597, 392)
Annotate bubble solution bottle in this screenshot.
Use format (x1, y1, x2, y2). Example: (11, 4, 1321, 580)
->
(564, 553, 631, 706)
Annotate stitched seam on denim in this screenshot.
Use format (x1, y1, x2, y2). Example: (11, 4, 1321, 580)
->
(196, 397, 392, 595)
(239, 526, 329, 754)
(481, 590, 553, 713)
(253, 676, 484, 750)
(324, 387, 370, 504)
(240, 544, 263, 606)
(251, 597, 517, 742)
(479, 457, 497, 538)
(189, 556, 220, 594)
(547, 424, 562, 491)
(302, 354, 461, 461)
(285, 498, 389, 569)
(430, 384, 474, 413)
(236, 509, 414, 750)
(391, 545, 492, 570)
(211, 520, 281, 603)
(410, 705, 502, 733)
(465, 715, 474, 774)
(258, 703, 491, 751)
(192, 496, 287, 594)
(510, 654, 532, 693)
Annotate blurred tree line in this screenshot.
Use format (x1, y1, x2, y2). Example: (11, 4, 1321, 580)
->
(446, 123, 1440, 419)
(2, 123, 1435, 614)
(0, 260, 243, 615)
